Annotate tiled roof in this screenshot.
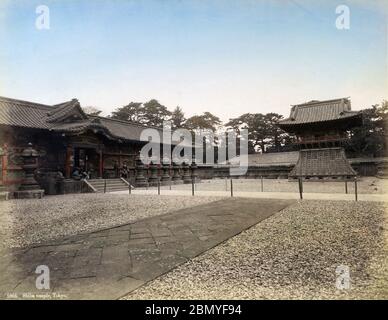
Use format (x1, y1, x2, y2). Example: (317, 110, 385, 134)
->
(278, 98, 361, 126)
(97, 117, 160, 142)
(0, 96, 52, 129)
(49, 118, 109, 135)
(289, 148, 356, 177)
(47, 99, 87, 123)
(0, 96, 163, 142)
(225, 151, 299, 167)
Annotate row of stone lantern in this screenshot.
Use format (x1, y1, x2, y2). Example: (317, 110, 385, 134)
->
(134, 158, 198, 187)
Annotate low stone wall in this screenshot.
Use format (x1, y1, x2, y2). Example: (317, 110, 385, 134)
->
(195, 165, 292, 180)
(349, 158, 388, 177)
(196, 159, 386, 180)
(62, 179, 93, 194)
(5, 179, 93, 198)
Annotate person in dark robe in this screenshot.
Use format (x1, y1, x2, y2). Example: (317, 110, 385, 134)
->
(121, 162, 129, 178)
(113, 161, 119, 178)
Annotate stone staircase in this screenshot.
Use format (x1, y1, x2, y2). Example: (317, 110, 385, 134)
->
(86, 178, 131, 193)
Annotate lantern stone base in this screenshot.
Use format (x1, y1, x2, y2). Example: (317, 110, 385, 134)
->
(13, 189, 44, 199)
(183, 176, 192, 184)
(160, 179, 171, 186)
(135, 180, 149, 188)
(171, 179, 183, 184)
(148, 178, 159, 187)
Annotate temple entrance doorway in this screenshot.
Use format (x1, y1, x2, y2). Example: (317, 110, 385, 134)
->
(73, 147, 100, 178)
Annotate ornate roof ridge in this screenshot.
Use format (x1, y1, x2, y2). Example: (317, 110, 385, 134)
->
(291, 97, 350, 108)
(46, 99, 88, 123)
(0, 96, 53, 110)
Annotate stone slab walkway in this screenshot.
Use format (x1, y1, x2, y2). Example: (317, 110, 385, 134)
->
(0, 198, 293, 300)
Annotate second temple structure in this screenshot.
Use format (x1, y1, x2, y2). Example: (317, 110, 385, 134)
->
(278, 98, 363, 180)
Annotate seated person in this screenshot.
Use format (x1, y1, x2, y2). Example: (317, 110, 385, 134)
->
(72, 167, 81, 180)
(55, 166, 64, 178)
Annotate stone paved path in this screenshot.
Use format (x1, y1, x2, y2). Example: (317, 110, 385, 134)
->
(0, 198, 294, 299)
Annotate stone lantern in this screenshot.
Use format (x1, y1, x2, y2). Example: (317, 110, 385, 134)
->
(148, 161, 159, 186)
(182, 161, 192, 184)
(172, 161, 183, 184)
(14, 143, 44, 199)
(135, 156, 148, 188)
(161, 157, 171, 186)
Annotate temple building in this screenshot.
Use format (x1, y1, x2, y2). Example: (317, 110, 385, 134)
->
(0, 96, 170, 192)
(278, 98, 363, 180)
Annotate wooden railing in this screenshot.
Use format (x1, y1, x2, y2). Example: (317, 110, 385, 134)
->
(296, 136, 347, 144)
(82, 179, 97, 193)
(120, 177, 135, 189)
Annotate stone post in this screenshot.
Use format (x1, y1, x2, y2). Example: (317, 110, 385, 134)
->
(190, 160, 198, 183)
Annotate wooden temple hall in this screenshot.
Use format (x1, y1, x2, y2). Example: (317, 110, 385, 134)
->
(278, 98, 363, 180)
(0, 96, 180, 195)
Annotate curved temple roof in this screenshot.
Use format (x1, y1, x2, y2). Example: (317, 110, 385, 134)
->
(0, 96, 167, 143)
(278, 98, 362, 129)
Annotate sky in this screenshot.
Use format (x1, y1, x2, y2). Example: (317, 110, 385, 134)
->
(0, 0, 387, 122)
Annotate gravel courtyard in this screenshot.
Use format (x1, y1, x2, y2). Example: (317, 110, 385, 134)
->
(0, 194, 222, 249)
(124, 200, 388, 300)
(1, 191, 386, 299)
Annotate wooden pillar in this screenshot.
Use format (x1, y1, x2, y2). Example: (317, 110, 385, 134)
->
(354, 178, 358, 201)
(298, 177, 303, 200)
(65, 146, 73, 178)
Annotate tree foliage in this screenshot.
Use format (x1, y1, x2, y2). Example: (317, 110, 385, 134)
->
(83, 106, 102, 116)
(110, 100, 171, 127)
(110, 102, 143, 123)
(142, 99, 172, 127)
(107, 98, 387, 158)
(170, 106, 186, 129)
(185, 112, 222, 132)
(346, 101, 388, 157)
(226, 112, 290, 153)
